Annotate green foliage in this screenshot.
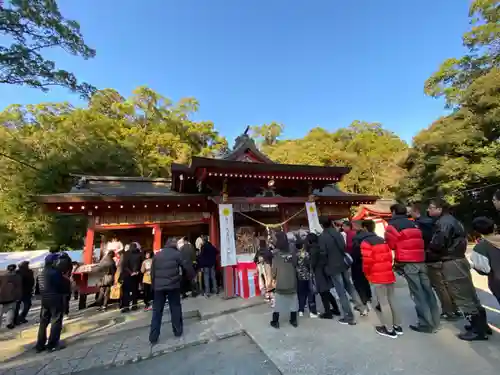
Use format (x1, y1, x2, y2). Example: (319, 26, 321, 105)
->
(398, 68, 500, 225)
(399, 0, 500, 229)
(0, 87, 227, 251)
(424, 0, 500, 107)
(250, 122, 284, 146)
(252, 121, 408, 197)
(0, 0, 96, 97)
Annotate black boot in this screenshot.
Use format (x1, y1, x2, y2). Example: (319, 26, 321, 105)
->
(464, 307, 493, 335)
(290, 311, 298, 328)
(458, 314, 488, 341)
(270, 312, 280, 329)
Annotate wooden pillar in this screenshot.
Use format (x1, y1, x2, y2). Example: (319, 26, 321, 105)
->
(153, 224, 162, 253)
(279, 205, 289, 232)
(83, 225, 95, 265)
(211, 210, 235, 298)
(209, 212, 220, 249)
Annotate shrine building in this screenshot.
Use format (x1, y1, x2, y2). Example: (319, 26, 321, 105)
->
(38, 129, 378, 298)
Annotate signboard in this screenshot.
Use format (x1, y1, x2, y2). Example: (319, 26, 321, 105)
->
(305, 202, 323, 234)
(218, 204, 237, 267)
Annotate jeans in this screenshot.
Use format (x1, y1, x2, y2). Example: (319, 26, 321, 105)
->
(399, 263, 440, 329)
(202, 267, 217, 294)
(149, 288, 183, 343)
(14, 295, 32, 323)
(374, 283, 401, 330)
(331, 271, 364, 321)
(427, 262, 458, 314)
(297, 279, 317, 314)
(441, 258, 481, 316)
(36, 299, 64, 349)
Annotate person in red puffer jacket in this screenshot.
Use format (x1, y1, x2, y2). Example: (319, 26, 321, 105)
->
(360, 220, 401, 339)
(385, 204, 440, 334)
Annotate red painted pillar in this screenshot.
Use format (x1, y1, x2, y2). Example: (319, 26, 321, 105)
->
(153, 224, 162, 253)
(83, 226, 95, 265)
(211, 210, 235, 298)
(280, 205, 289, 232)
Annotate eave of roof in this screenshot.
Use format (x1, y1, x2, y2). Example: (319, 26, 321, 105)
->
(189, 157, 351, 176)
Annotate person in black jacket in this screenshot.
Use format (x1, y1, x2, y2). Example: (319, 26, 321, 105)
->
(35, 254, 71, 352)
(14, 261, 35, 325)
(120, 242, 143, 312)
(350, 221, 372, 311)
(308, 233, 341, 319)
(318, 218, 365, 325)
(428, 198, 488, 341)
(149, 238, 195, 345)
(410, 203, 460, 321)
(198, 238, 218, 296)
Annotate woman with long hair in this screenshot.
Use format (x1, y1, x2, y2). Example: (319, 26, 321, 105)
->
(270, 231, 299, 328)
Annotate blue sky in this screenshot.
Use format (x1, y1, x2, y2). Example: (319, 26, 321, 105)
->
(0, 0, 471, 143)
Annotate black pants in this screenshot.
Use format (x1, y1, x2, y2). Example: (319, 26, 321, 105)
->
(64, 294, 71, 315)
(14, 295, 32, 323)
(143, 283, 153, 307)
(351, 264, 372, 305)
(122, 275, 140, 308)
(149, 288, 183, 343)
(297, 279, 317, 314)
(36, 299, 64, 350)
(319, 291, 340, 315)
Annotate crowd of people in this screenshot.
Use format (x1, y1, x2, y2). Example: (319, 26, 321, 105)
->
(1, 189, 499, 350)
(253, 191, 500, 342)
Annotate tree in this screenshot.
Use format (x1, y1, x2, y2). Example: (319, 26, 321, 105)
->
(397, 68, 500, 226)
(250, 122, 284, 146)
(0, 87, 228, 250)
(424, 0, 500, 107)
(259, 121, 408, 197)
(0, 0, 96, 97)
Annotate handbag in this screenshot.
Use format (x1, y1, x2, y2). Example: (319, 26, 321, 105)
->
(143, 272, 152, 285)
(343, 253, 353, 267)
(110, 284, 121, 300)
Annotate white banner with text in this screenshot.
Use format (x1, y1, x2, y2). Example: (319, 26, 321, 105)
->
(218, 204, 237, 267)
(305, 202, 323, 234)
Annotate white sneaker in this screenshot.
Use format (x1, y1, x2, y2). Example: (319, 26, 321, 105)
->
(299, 312, 304, 317)
(310, 313, 318, 318)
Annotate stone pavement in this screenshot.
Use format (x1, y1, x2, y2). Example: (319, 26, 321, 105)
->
(1, 272, 499, 375)
(97, 334, 281, 375)
(0, 294, 265, 362)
